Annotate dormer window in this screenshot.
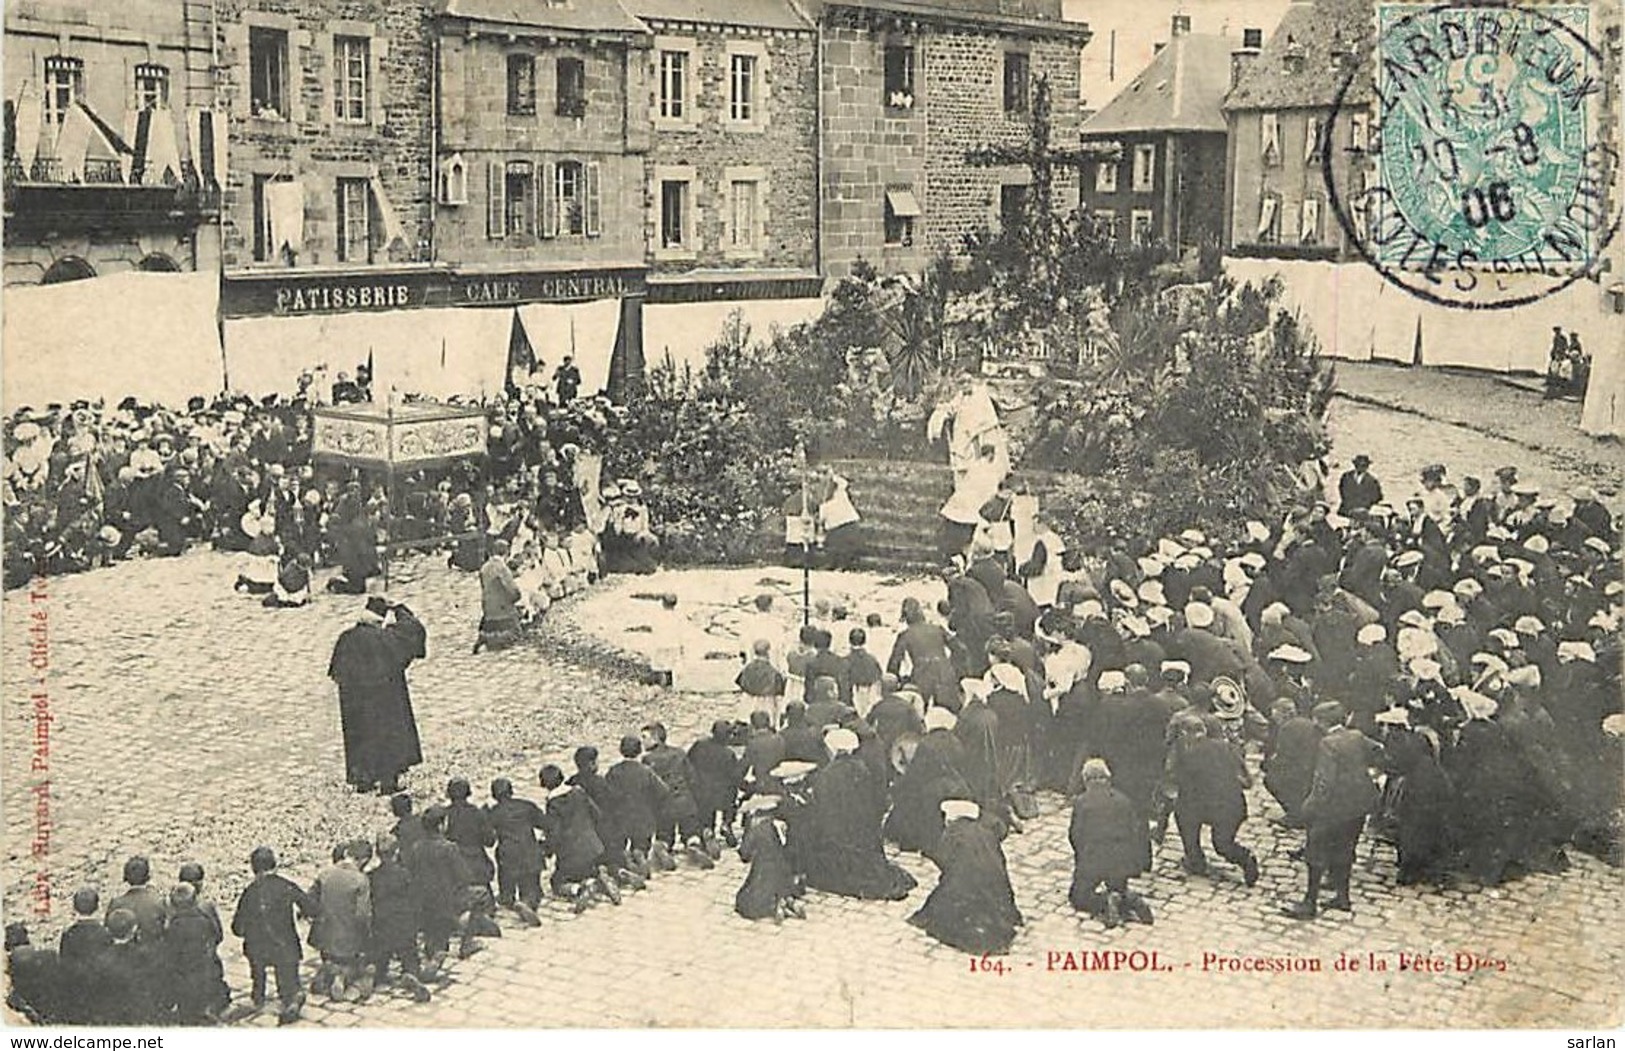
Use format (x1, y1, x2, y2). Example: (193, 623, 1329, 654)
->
(1283, 34, 1305, 73)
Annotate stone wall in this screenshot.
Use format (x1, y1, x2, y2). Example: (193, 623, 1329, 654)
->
(435, 31, 647, 268)
(820, 12, 1085, 279)
(214, 0, 435, 269)
(642, 24, 817, 275)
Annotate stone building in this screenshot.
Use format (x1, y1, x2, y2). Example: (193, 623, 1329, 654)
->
(213, 0, 433, 273)
(813, 0, 1091, 279)
(632, 0, 820, 305)
(1221, 0, 1374, 260)
(2, 0, 222, 285)
(1079, 17, 1233, 253)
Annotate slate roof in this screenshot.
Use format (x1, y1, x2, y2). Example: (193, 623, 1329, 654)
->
(810, 0, 1091, 39)
(1223, 0, 1375, 111)
(1081, 33, 1233, 136)
(435, 0, 649, 35)
(631, 0, 811, 31)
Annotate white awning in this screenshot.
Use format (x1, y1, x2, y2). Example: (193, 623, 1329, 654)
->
(885, 188, 923, 217)
(1257, 196, 1278, 239)
(3, 271, 223, 409)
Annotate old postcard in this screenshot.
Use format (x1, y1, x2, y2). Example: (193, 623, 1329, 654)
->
(2, 0, 1622, 1033)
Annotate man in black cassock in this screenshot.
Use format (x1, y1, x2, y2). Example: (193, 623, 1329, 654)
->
(328, 596, 426, 794)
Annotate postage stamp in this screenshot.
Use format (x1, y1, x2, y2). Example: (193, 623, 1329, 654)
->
(1327, 1, 1620, 308)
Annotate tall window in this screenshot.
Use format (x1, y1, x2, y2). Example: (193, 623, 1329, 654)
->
(883, 45, 914, 109)
(1257, 193, 1281, 244)
(134, 63, 169, 110)
(43, 56, 82, 126)
(1299, 196, 1322, 244)
(249, 27, 290, 118)
(1003, 52, 1030, 114)
(251, 173, 294, 261)
(507, 54, 536, 115)
(557, 160, 584, 235)
(336, 177, 372, 262)
(505, 161, 534, 236)
(1132, 144, 1156, 192)
(658, 50, 687, 119)
(729, 53, 757, 123)
(729, 179, 760, 250)
(1131, 208, 1155, 245)
(1304, 115, 1324, 164)
(1261, 111, 1282, 165)
(1094, 209, 1118, 243)
(556, 57, 586, 117)
(999, 184, 1027, 231)
(332, 36, 369, 122)
(660, 179, 689, 248)
(1095, 160, 1118, 193)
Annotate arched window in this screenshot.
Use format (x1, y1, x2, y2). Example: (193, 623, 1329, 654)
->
(41, 256, 96, 284)
(138, 252, 181, 272)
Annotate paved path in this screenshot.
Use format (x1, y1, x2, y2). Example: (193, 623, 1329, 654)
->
(3, 376, 1621, 1028)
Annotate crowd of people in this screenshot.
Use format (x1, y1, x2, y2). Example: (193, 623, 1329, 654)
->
(1, 363, 660, 596)
(4, 429, 1622, 1022)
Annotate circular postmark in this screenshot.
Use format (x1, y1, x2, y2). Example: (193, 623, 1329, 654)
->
(1325, 1, 1620, 309)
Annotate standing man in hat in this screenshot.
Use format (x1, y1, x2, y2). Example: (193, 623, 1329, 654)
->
(1337, 455, 1383, 517)
(327, 597, 427, 794)
(1283, 702, 1381, 919)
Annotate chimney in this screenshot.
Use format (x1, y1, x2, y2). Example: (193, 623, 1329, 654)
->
(1171, 13, 1192, 37)
(1231, 28, 1263, 89)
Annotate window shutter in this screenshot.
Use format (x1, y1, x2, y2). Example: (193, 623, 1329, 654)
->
(487, 160, 504, 239)
(1304, 116, 1321, 162)
(584, 160, 602, 237)
(540, 160, 558, 238)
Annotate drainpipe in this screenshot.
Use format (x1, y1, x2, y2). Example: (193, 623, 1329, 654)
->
(814, 19, 823, 283)
(429, 31, 440, 264)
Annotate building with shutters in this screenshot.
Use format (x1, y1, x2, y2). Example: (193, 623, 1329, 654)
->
(214, 0, 434, 272)
(2, 0, 223, 286)
(1220, 0, 1375, 260)
(813, 0, 1091, 279)
(1078, 16, 1235, 254)
(632, 0, 821, 307)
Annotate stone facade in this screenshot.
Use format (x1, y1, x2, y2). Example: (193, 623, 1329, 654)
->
(1225, 105, 1363, 260)
(214, 0, 435, 271)
(3, 0, 221, 286)
(818, 2, 1088, 279)
(638, 20, 817, 276)
(434, 27, 650, 269)
(1080, 131, 1226, 250)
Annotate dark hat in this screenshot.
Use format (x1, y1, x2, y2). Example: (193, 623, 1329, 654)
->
(186, 396, 207, 413)
(1353, 454, 1371, 467)
(365, 596, 390, 617)
(4, 923, 29, 950)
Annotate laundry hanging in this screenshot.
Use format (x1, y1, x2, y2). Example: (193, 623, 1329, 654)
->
(13, 80, 42, 174)
(264, 178, 306, 256)
(186, 108, 228, 190)
(368, 172, 406, 249)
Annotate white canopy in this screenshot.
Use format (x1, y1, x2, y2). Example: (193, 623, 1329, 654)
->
(3, 270, 223, 410)
(222, 307, 513, 400)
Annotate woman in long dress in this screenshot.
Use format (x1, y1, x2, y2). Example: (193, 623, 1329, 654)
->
(909, 799, 1022, 954)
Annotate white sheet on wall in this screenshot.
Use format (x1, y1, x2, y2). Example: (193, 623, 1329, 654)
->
(516, 298, 622, 396)
(641, 298, 826, 378)
(223, 307, 513, 400)
(3, 270, 224, 410)
(1222, 257, 1622, 375)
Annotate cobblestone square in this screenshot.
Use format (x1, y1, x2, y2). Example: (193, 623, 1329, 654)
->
(3, 369, 1621, 1029)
